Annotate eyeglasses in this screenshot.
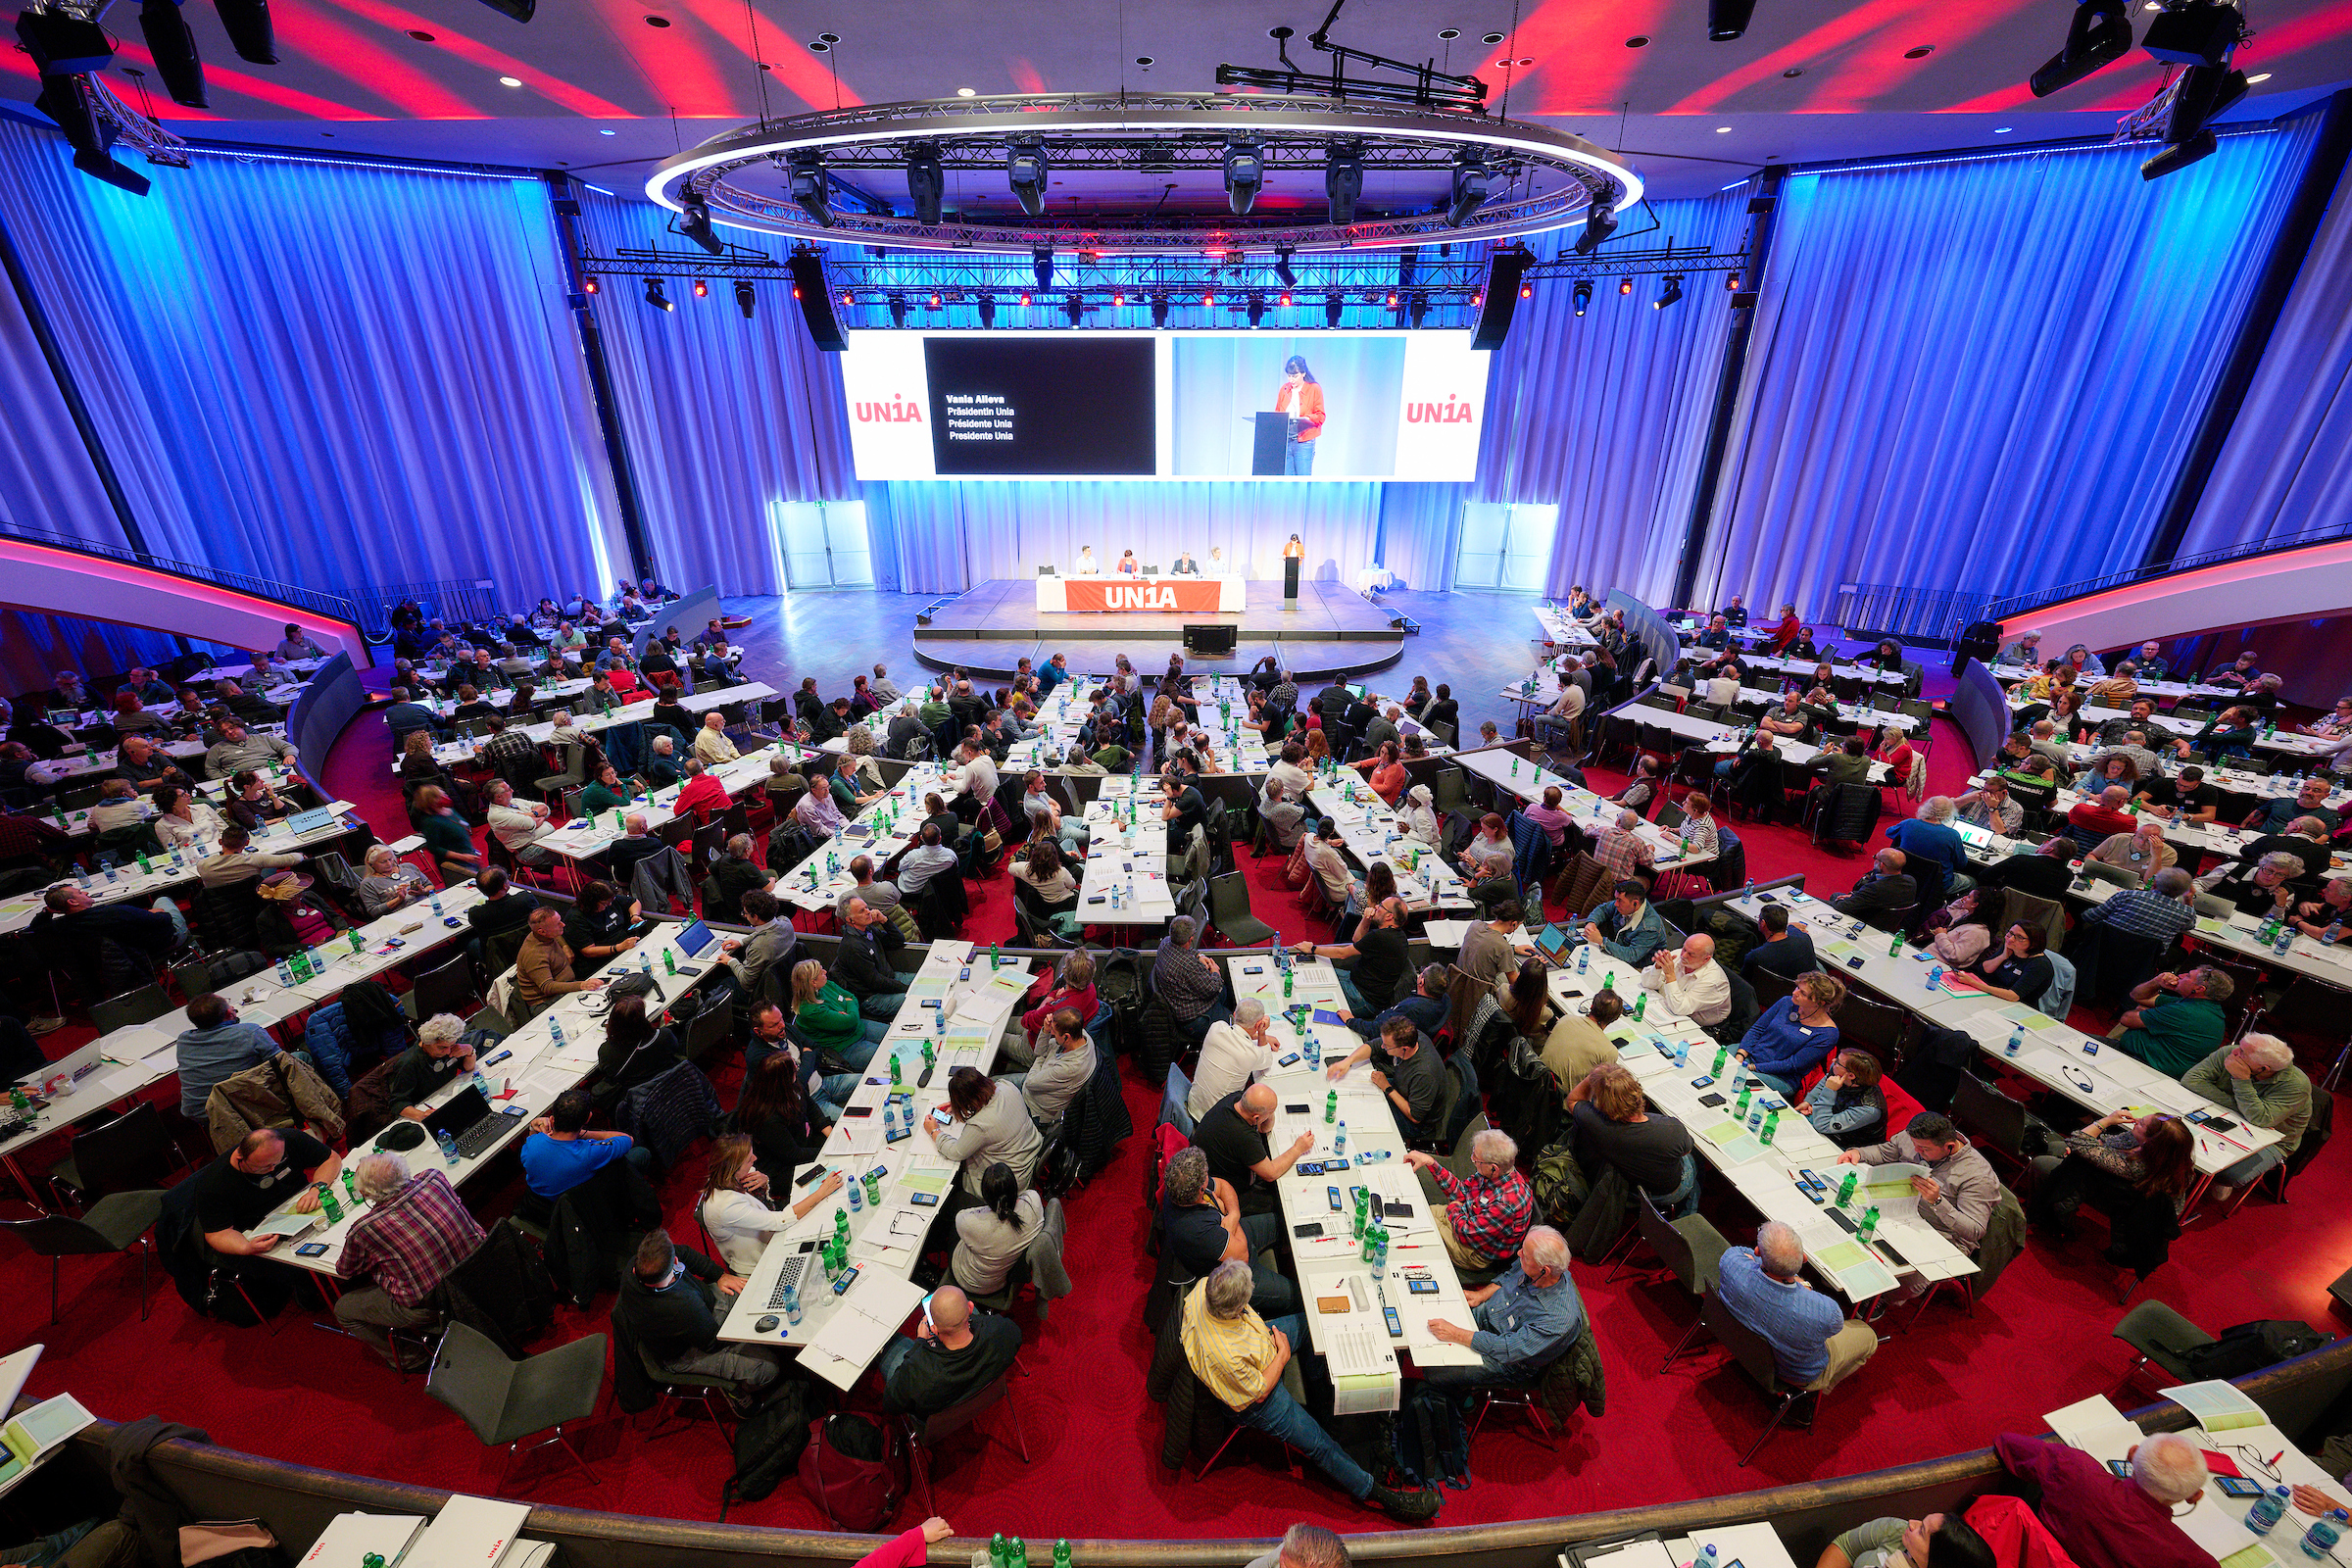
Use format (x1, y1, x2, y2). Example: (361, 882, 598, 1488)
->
(2219, 1444, 2283, 1484)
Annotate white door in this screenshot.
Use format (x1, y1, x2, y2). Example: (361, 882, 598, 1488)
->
(769, 501, 873, 589)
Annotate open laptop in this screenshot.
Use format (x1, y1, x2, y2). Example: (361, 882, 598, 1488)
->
(283, 807, 336, 836)
(673, 918, 719, 973)
(419, 1084, 515, 1161)
(1528, 923, 1576, 967)
(8, 1040, 107, 1096)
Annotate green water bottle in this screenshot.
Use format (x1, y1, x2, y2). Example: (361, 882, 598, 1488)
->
(1283, 967, 1294, 999)
(1633, 994, 1646, 1020)
(1010, 1540, 1029, 1568)
(922, 1041, 937, 1072)
(990, 1537, 1008, 1568)
(1734, 1085, 1751, 1121)
(1325, 1090, 1338, 1123)
(349, 928, 365, 954)
(1837, 1170, 1858, 1206)
(1761, 1108, 1779, 1147)
(1887, 934, 1901, 957)
(1858, 1204, 1880, 1243)
(662, 948, 676, 974)
(889, 1054, 902, 1087)
(317, 1183, 342, 1223)
(1054, 1542, 1071, 1568)
(341, 1169, 357, 1201)
(990, 943, 1002, 970)
(1711, 1047, 1729, 1077)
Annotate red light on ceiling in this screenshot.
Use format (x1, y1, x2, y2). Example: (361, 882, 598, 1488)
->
(1519, 282, 1532, 299)
(1385, 291, 1396, 307)
(1112, 290, 1125, 306)
(1619, 277, 1633, 295)
(839, 291, 852, 306)
(1019, 290, 1032, 305)
(792, 286, 802, 299)
(1201, 291, 1215, 306)
(1726, 273, 1740, 290)
(928, 291, 942, 307)
(582, 275, 599, 294)
(693, 278, 708, 298)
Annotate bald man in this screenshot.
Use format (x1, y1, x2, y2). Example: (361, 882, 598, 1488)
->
(877, 1284, 1023, 1419)
(1195, 1081, 1317, 1213)
(1831, 848, 1916, 924)
(1648, 932, 1731, 1027)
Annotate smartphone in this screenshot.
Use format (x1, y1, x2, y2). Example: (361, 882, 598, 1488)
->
(1690, 1075, 1716, 1090)
(1698, 1094, 1728, 1108)
(295, 1242, 328, 1257)
(908, 1188, 937, 1204)
(1278, 1054, 1301, 1068)
(1294, 1222, 1323, 1239)
(930, 1104, 952, 1126)
(2105, 1459, 2134, 1478)
(1327, 1186, 1342, 1211)
(2081, 1041, 2099, 1055)
(795, 1163, 828, 1187)
(959, 966, 972, 981)
(482, 1049, 513, 1068)
(844, 1104, 874, 1118)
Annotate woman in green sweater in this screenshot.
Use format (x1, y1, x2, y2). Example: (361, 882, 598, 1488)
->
(791, 958, 891, 1054)
(577, 760, 634, 815)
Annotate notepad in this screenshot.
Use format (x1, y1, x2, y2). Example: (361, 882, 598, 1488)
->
(2169, 1379, 2268, 1432)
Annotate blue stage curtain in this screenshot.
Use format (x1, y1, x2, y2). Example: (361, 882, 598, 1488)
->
(0, 119, 621, 611)
(1699, 118, 2321, 626)
(1475, 195, 1743, 605)
(866, 480, 1387, 593)
(1374, 482, 1466, 592)
(0, 613, 216, 697)
(579, 194, 859, 594)
(2179, 148, 2352, 558)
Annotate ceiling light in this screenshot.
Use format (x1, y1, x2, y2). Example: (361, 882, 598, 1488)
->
(1007, 138, 1049, 217)
(2247, 72, 2272, 82)
(1018, 290, 1031, 306)
(643, 277, 672, 312)
(643, 14, 669, 24)
(1626, 35, 1649, 47)
(1439, 28, 1459, 40)
(787, 151, 832, 225)
(906, 141, 944, 224)
(1326, 141, 1364, 224)
(406, 28, 433, 39)
(1902, 45, 1935, 59)
(1223, 138, 1264, 216)
(2144, 0, 2245, 64)
(692, 277, 708, 298)
(498, 74, 522, 85)
(1620, 276, 1633, 295)
(1385, 289, 1397, 308)
(1572, 279, 1591, 317)
(1063, 294, 1083, 326)
(1783, 67, 1804, 77)
(1135, 55, 1153, 66)
(2144, 63, 2246, 179)
(582, 274, 599, 294)
(1446, 149, 1490, 226)
(1152, 294, 1171, 327)
(1574, 198, 1618, 256)
(1277, 290, 1291, 307)
(2031, 1, 2132, 97)
(1247, 293, 1265, 327)
(1323, 295, 1343, 327)
(677, 193, 724, 254)
(888, 294, 907, 326)
(1032, 245, 1054, 290)
(1274, 246, 1297, 288)
(956, 86, 975, 97)
(1716, 125, 1732, 133)
(1708, 0, 1756, 41)
(1654, 274, 1684, 310)
(1994, 125, 2013, 132)
(927, 291, 942, 308)
(733, 278, 754, 319)
(1726, 272, 1740, 290)
(1114, 289, 1126, 306)
(598, 127, 616, 135)
(1482, 31, 1504, 44)
(1201, 290, 1215, 307)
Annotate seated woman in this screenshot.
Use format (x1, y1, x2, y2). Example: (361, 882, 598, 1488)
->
(1567, 1062, 1695, 1208)
(1493, 956, 1557, 1043)
(697, 1133, 841, 1275)
(1456, 811, 1518, 909)
(1010, 838, 1081, 940)
(2081, 753, 2138, 794)
(1398, 783, 1442, 847)
(592, 992, 683, 1101)
(1942, 921, 2056, 1011)
(153, 784, 223, 850)
(576, 760, 633, 815)
(923, 1066, 1044, 1211)
(2028, 1110, 2193, 1285)
(356, 844, 432, 918)
(952, 1160, 1047, 1299)
(1795, 1048, 1887, 1151)
(1016, 950, 1096, 1060)
(1925, 890, 2002, 968)
(224, 768, 291, 831)
(1735, 970, 1845, 1097)
(792, 956, 890, 1057)
(1352, 741, 1407, 806)
(1301, 727, 1333, 768)
(253, 868, 346, 957)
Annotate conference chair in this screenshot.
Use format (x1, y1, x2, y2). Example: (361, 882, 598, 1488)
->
(47, 1102, 188, 1212)
(1699, 1289, 1869, 1466)
(88, 982, 175, 1035)
(905, 1371, 1032, 1517)
(1207, 871, 1274, 948)
(2109, 1299, 2216, 1399)
(407, 952, 478, 1023)
(1951, 1072, 2034, 1172)
(1158, 1064, 1195, 1138)
(428, 1322, 608, 1493)
(3, 1192, 166, 1324)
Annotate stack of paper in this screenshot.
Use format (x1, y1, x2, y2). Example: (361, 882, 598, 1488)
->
(0, 1393, 96, 1498)
(298, 1513, 427, 1568)
(403, 1496, 530, 1568)
(2169, 1380, 2269, 1433)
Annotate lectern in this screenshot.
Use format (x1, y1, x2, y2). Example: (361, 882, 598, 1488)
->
(1251, 412, 1290, 476)
(1283, 555, 1300, 606)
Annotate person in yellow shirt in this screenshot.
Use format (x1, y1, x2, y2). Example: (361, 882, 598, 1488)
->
(692, 711, 740, 766)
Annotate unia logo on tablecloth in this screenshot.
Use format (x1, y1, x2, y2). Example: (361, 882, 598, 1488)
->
(1103, 584, 1181, 610)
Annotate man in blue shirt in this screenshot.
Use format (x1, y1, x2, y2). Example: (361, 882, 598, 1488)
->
(1886, 797, 1971, 903)
(1418, 1226, 1584, 1388)
(520, 1089, 653, 1209)
(1581, 880, 1669, 965)
(2242, 778, 2340, 838)
(382, 686, 441, 742)
(175, 995, 282, 1118)
(1715, 1221, 1878, 1388)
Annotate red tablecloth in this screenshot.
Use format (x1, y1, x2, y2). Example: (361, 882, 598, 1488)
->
(1059, 579, 1225, 612)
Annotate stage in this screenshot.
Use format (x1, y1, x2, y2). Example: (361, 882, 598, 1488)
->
(911, 577, 1405, 681)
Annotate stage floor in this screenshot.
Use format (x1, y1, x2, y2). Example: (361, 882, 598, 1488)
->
(911, 577, 1405, 680)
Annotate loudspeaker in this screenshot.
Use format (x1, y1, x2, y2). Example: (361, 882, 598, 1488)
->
(788, 251, 846, 352)
(1184, 623, 1237, 656)
(1951, 618, 2001, 677)
(1470, 249, 1530, 351)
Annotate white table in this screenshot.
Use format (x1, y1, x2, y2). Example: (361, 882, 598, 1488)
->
(1075, 777, 1175, 927)
(400, 682, 778, 772)
(1306, 780, 1474, 917)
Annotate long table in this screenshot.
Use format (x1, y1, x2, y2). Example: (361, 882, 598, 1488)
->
(405, 681, 778, 772)
(1506, 675, 1920, 736)
(1306, 779, 1475, 917)
(1606, 705, 1897, 786)
(1715, 889, 2278, 1194)
(715, 941, 1034, 1386)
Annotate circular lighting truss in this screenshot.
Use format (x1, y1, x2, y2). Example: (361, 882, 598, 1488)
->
(646, 91, 1642, 255)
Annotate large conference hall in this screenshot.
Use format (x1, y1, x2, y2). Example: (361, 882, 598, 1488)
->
(5, 2, 2352, 1565)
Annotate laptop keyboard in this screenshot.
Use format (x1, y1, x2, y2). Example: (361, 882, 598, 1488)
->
(764, 1250, 811, 1307)
(451, 1115, 511, 1160)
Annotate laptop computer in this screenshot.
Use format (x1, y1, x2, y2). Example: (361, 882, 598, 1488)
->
(419, 1084, 514, 1160)
(1530, 924, 1575, 966)
(284, 807, 336, 836)
(8, 1041, 107, 1096)
(673, 918, 718, 972)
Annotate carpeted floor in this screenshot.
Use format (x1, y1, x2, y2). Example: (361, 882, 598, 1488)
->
(5, 605, 2346, 1542)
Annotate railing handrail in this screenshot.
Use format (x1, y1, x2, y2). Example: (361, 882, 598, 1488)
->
(0, 523, 362, 627)
(1980, 519, 2352, 624)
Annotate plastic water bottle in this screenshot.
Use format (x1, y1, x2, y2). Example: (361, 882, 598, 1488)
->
(1054, 1541, 1072, 1568)
(1671, 1039, 1689, 1065)
(1746, 1100, 1764, 1134)
(2276, 925, 2295, 956)
(847, 1177, 862, 1212)
(1858, 1204, 1880, 1242)
(1761, 1108, 1779, 1147)
(551, 1016, 565, 1046)
(275, 958, 294, 986)
(2299, 1508, 2347, 1559)
(2327, 921, 2344, 947)
(435, 1129, 460, 1166)
(471, 1071, 490, 1099)
(1335, 1120, 1348, 1158)
(2007, 1027, 2023, 1057)
(1711, 1047, 1729, 1078)
(1633, 994, 1647, 1021)
(783, 1285, 803, 1326)
(1325, 1090, 1338, 1123)
(2246, 1487, 2289, 1537)
(1927, 965, 1943, 988)
(317, 1183, 342, 1223)
(1734, 1086, 1752, 1121)
(1837, 1171, 1858, 1206)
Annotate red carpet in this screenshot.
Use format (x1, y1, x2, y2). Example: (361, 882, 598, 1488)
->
(5, 691, 2346, 1540)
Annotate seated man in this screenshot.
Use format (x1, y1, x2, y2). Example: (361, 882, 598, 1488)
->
(1743, 902, 1819, 982)
(1813, 1515, 1996, 1568)
(1403, 1127, 1533, 1275)
(1418, 1225, 1584, 1388)
(1886, 798, 1971, 901)
(194, 1127, 341, 1277)
(894, 824, 959, 899)
(2113, 967, 2232, 1078)
(2066, 787, 2140, 852)
(1831, 849, 1916, 923)
(1993, 1429, 2212, 1568)
(878, 1284, 1023, 1419)
(1342, 961, 1449, 1045)
(385, 1013, 479, 1121)
(519, 1089, 653, 1218)
(1159, 1146, 1295, 1317)
(613, 1229, 772, 1406)
(1647, 933, 1731, 1028)
(1182, 1260, 1439, 1521)
(175, 994, 281, 1119)
(603, 813, 668, 882)
(1295, 897, 1409, 1015)
(1322, 1017, 1444, 1144)
(1716, 1221, 1877, 1389)
(1543, 988, 1623, 1092)
(672, 759, 732, 824)
(1582, 878, 1669, 965)
(515, 905, 608, 1014)
(1836, 1113, 2001, 1284)
(1194, 1083, 1315, 1214)
(1188, 997, 1280, 1120)
(835, 898, 910, 1025)
(1152, 915, 1231, 1046)
(1016, 1006, 1097, 1127)
(333, 1151, 485, 1369)
(2079, 865, 2198, 947)
(2182, 1034, 2312, 1200)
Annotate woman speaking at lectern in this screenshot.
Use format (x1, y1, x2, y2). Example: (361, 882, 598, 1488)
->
(1275, 356, 1325, 474)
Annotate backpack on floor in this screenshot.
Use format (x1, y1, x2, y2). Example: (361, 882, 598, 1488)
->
(1394, 1385, 1467, 1488)
(721, 1379, 826, 1518)
(797, 1412, 906, 1532)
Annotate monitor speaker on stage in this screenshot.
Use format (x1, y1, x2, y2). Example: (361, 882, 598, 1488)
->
(1470, 249, 1532, 351)
(1184, 623, 1238, 656)
(788, 252, 846, 352)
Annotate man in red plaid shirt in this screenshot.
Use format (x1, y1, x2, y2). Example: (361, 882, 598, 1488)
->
(334, 1151, 485, 1369)
(1405, 1128, 1533, 1271)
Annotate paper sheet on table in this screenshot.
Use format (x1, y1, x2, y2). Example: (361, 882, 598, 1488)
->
(1331, 1372, 1399, 1417)
(248, 1211, 320, 1239)
(522, 1067, 574, 1101)
(801, 1274, 926, 1392)
(2169, 1380, 2268, 1432)
(1812, 1239, 1897, 1299)
(1576, 1544, 1677, 1568)
(2043, 1394, 2126, 1443)
(899, 1168, 952, 1196)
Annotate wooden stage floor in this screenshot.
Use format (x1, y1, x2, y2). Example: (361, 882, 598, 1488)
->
(911, 577, 1406, 681)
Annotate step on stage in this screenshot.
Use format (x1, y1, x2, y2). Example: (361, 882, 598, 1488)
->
(913, 578, 1405, 682)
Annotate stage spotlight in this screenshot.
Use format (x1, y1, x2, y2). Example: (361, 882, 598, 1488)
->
(138, 0, 208, 108)
(17, 13, 151, 193)
(1019, 290, 1032, 306)
(1278, 290, 1292, 308)
(583, 274, 600, 295)
(2143, 0, 2242, 66)
(927, 290, 942, 309)
(1707, 0, 1755, 40)
(1223, 138, 1264, 216)
(1519, 280, 1533, 299)
(211, 0, 275, 64)
(906, 141, 944, 224)
(1274, 246, 1297, 288)
(1407, 293, 1429, 328)
(1152, 294, 1170, 328)
(2030, 0, 2132, 97)
(1654, 274, 1684, 310)
(1620, 276, 1633, 295)
(692, 277, 709, 298)
(2144, 62, 2245, 178)
(1063, 294, 1083, 326)
(1247, 292, 1265, 327)
(1201, 290, 1216, 308)
(1007, 138, 1048, 218)
(1573, 279, 1592, 316)
(1385, 290, 1397, 309)
(788, 151, 833, 225)
(1446, 151, 1489, 227)
(1323, 294, 1344, 327)
(678, 193, 724, 256)
(888, 293, 907, 326)
(1325, 141, 1363, 224)
(1032, 246, 1054, 291)
(1574, 199, 1618, 257)
(643, 277, 673, 312)
(977, 295, 997, 326)
(734, 278, 755, 319)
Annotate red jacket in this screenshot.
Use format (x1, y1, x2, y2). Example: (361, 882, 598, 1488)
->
(1276, 379, 1326, 440)
(673, 770, 730, 824)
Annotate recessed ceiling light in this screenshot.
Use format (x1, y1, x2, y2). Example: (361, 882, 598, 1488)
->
(1134, 55, 1153, 66)
(808, 39, 828, 51)
(2247, 71, 2272, 81)
(599, 127, 616, 135)
(405, 28, 433, 40)
(1783, 67, 1804, 77)
(818, 31, 837, 42)
(956, 86, 975, 96)
(498, 74, 521, 85)
(1514, 56, 1533, 66)
(1903, 44, 1935, 59)
(1716, 124, 1732, 132)
(2143, 2, 2161, 10)
(1482, 31, 1505, 44)
(643, 15, 669, 25)
(1993, 125, 2012, 133)
(1438, 28, 1459, 39)
(1626, 34, 1649, 47)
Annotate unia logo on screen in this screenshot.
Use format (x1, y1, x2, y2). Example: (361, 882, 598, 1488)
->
(1403, 395, 1475, 425)
(853, 395, 924, 422)
(1102, 584, 1181, 609)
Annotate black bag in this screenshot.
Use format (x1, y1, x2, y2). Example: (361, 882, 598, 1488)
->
(720, 1379, 826, 1517)
(2179, 1319, 2331, 1382)
(1394, 1385, 1467, 1488)
(206, 950, 269, 988)
(606, 970, 660, 1002)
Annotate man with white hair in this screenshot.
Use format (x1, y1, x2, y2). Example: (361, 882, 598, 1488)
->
(1190, 997, 1280, 1120)
(1994, 1428, 2210, 1568)
(1419, 1225, 1583, 1388)
(643, 732, 682, 789)
(1886, 796, 1971, 902)
(1404, 1128, 1533, 1272)
(2183, 1034, 2312, 1199)
(332, 1151, 484, 1369)
(868, 662, 902, 705)
(1647, 932, 1731, 1027)
(1715, 1221, 1878, 1389)
(1244, 1524, 1350, 1568)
